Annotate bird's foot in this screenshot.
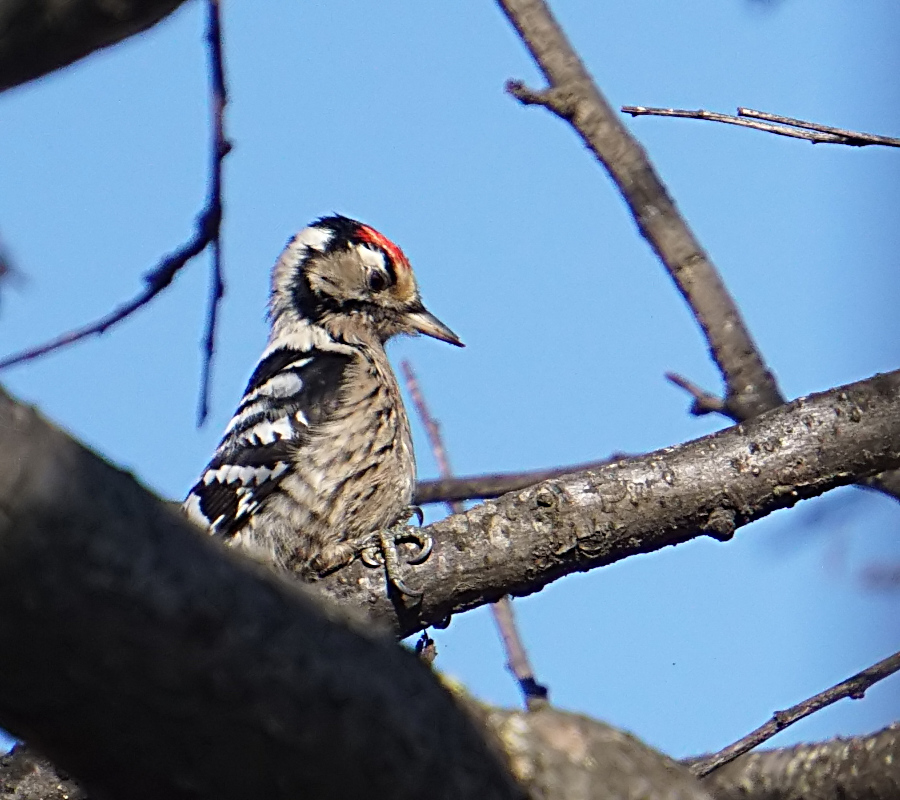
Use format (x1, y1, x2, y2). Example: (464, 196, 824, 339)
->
(360, 521, 432, 599)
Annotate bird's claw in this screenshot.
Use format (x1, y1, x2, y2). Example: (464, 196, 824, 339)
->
(360, 526, 433, 598)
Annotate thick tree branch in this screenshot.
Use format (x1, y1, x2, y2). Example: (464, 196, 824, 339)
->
(496, 0, 900, 505)
(0, 388, 522, 800)
(698, 724, 900, 800)
(0, 0, 188, 93)
(496, 0, 783, 420)
(0, 386, 740, 800)
(324, 369, 900, 636)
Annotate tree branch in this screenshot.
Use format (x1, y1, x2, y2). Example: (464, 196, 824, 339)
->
(402, 360, 548, 710)
(496, 0, 783, 420)
(698, 724, 900, 800)
(0, 0, 231, 429)
(0, 0, 188, 94)
(622, 105, 900, 148)
(323, 369, 900, 636)
(691, 650, 900, 777)
(0, 386, 522, 800)
(414, 457, 623, 505)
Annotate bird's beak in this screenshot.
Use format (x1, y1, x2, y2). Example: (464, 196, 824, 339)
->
(405, 308, 464, 347)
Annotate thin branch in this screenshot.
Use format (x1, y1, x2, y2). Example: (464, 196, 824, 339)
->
(691, 650, 900, 777)
(401, 361, 549, 710)
(0, 0, 231, 429)
(740, 107, 900, 146)
(0, 213, 215, 371)
(622, 106, 900, 148)
(414, 457, 623, 505)
(497, 0, 784, 420)
(196, 0, 230, 425)
(697, 724, 900, 800)
(666, 372, 727, 416)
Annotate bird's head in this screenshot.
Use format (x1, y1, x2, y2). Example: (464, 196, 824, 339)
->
(269, 215, 463, 348)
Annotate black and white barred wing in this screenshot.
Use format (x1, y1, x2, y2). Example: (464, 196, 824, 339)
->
(183, 345, 351, 538)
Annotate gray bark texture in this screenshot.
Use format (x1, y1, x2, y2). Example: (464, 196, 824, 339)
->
(0, 387, 523, 800)
(321, 370, 900, 637)
(0, 374, 898, 799)
(698, 724, 900, 800)
(0, 0, 187, 93)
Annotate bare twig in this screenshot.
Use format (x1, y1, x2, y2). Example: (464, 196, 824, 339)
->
(401, 360, 549, 710)
(622, 106, 900, 148)
(0, 0, 230, 427)
(691, 650, 900, 777)
(414, 456, 625, 505)
(497, 0, 783, 421)
(196, 0, 230, 425)
(696, 724, 900, 800)
(0, 214, 215, 371)
(665, 373, 727, 416)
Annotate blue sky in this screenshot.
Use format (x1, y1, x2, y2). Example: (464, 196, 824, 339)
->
(1, 0, 898, 759)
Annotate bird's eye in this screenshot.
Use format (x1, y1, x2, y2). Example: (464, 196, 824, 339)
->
(367, 270, 389, 293)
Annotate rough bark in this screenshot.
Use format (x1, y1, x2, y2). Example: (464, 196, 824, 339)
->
(4, 715, 897, 800)
(0, 387, 523, 800)
(698, 724, 900, 800)
(323, 370, 900, 637)
(0, 0, 187, 93)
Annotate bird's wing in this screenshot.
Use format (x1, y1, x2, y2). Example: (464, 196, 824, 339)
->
(183, 345, 352, 538)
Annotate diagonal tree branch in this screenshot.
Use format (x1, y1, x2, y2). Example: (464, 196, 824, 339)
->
(496, 0, 784, 420)
(496, 0, 900, 506)
(0, 385, 523, 800)
(324, 369, 900, 636)
(690, 650, 900, 777)
(698, 723, 900, 800)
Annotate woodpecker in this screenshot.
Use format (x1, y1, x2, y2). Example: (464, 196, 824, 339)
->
(183, 215, 462, 591)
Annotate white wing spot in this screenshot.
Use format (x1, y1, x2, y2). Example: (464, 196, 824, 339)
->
(183, 493, 207, 527)
(241, 416, 294, 445)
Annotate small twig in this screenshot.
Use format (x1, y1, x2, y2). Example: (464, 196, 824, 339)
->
(859, 563, 900, 592)
(622, 105, 900, 148)
(414, 456, 625, 505)
(197, 0, 230, 425)
(401, 360, 549, 710)
(665, 372, 727, 417)
(0, 214, 216, 371)
(740, 107, 900, 147)
(0, 0, 231, 430)
(691, 649, 900, 777)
